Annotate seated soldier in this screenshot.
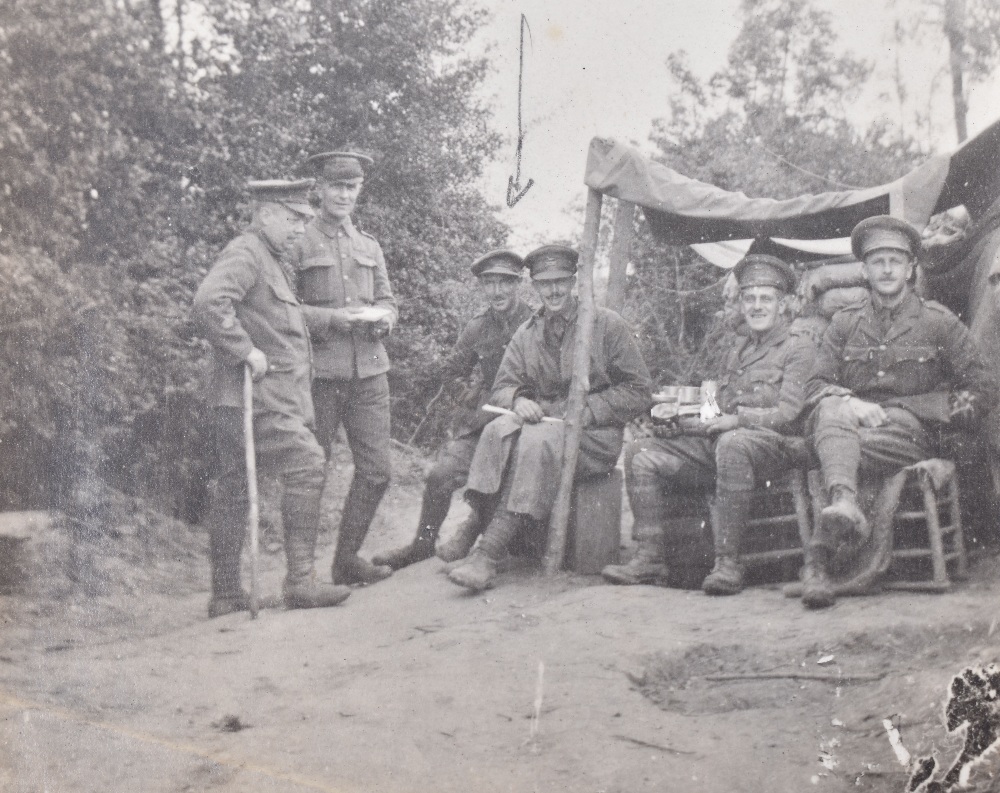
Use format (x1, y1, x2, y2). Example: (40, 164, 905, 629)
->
(602, 254, 813, 595)
(447, 244, 652, 591)
(802, 215, 996, 610)
(372, 250, 533, 569)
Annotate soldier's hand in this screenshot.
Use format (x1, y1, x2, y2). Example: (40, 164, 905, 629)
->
(703, 413, 739, 435)
(846, 396, 888, 428)
(677, 416, 705, 434)
(327, 308, 359, 334)
(513, 397, 545, 424)
(372, 317, 392, 338)
(949, 390, 977, 427)
(628, 418, 653, 440)
(246, 348, 269, 381)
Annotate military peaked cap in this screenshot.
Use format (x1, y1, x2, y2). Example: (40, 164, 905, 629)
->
(247, 179, 316, 217)
(471, 249, 525, 278)
(733, 253, 796, 293)
(851, 215, 922, 260)
(305, 151, 374, 182)
(524, 244, 579, 280)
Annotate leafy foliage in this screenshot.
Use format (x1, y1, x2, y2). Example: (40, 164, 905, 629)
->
(623, 0, 923, 385)
(0, 0, 507, 517)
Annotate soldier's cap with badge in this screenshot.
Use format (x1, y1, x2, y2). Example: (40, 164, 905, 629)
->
(524, 244, 579, 281)
(304, 151, 374, 184)
(851, 215, 922, 260)
(470, 249, 525, 278)
(247, 179, 316, 217)
(733, 253, 796, 293)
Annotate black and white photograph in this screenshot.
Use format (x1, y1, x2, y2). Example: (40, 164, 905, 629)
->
(3, 1, 1000, 790)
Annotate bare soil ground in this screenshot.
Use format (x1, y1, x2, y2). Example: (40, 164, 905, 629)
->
(2, 443, 1000, 793)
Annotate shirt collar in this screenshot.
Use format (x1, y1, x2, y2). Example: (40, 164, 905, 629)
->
(747, 318, 787, 350)
(314, 214, 358, 241)
(249, 226, 282, 256)
(543, 298, 578, 326)
(871, 286, 919, 320)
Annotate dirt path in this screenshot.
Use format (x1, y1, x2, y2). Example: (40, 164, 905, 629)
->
(2, 453, 1000, 793)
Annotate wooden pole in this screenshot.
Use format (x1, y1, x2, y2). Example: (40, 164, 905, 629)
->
(605, 200, 635, 313)
(243, 365, 260, 619)
(543, 187, 603, 574)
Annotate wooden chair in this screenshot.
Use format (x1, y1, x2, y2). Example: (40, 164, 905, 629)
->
(791, 459, 967, 597)
(882, 459, 967, 591)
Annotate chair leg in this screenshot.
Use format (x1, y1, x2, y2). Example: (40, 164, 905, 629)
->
(917, 471, 948, 586)
(790, 468, 811, 549)
(949, 474, 968, 580)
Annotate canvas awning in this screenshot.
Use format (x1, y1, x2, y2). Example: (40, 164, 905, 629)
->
(583, 118, 1000, 268)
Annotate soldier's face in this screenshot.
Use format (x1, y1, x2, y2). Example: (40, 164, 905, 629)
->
(260, 205, 306, 251)
(479, 274, 521, 313)
(740, 286, 785, 333)
(319, 179, 363, 221)
(533, 276, 575, 314)
(863, 248, 913, 300)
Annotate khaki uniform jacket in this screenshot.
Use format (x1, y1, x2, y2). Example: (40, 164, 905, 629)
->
(717, 321, 815, 434)
(192, 230, 315, 424)
(442, 300, 533, 438)
(490, 303, 652, 463)
(806, 290, 996, 423)
(293, 216, 398, 380)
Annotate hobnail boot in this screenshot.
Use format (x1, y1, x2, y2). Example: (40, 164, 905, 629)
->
(820, 486, 869, 543)
(371, 529, 437, 570)
(701, 555, 743, 596)
(447, 548, 499, 592)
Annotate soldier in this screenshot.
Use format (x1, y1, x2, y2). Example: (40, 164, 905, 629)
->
(802, 215, 995, 609)
(193, 179, 352, 617)
(372, 250, 533, 570)
(602, 254, 813, 595)
(447, 244, 652, 592)
(294, 151, 397, 585)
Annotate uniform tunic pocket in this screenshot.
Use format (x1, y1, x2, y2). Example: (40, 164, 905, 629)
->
(353, 252, 376, 300)
(298, 255, 338, 304)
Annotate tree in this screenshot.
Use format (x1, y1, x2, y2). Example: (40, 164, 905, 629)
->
(890, 0, 1000, 142)
(624, 0, 921, 383)
(0, 0, 508, 520)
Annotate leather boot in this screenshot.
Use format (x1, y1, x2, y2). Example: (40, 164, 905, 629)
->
(447, 547, 499, 591)
(702, 556, 743, 596)
(601, 527, 668, 586)
(702, 490, 751, 596)
(206, 485, 248, 618)
(208, 591, 250, 619)
(371, 526, 437, 570)
(802, 544, 835, 610)
(820, 485, 869, 543)
(448, 510, 524, 591)
(282, 488, 351, 609)
(332, 479, 393, 585)
(436, 510, 483, 563)
(372, 472, 457, 569)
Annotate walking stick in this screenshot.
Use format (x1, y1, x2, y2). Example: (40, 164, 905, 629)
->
(243, 364, 260, 619)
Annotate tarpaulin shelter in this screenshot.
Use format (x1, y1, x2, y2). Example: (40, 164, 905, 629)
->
(581, 118, 1000, 305)
(544, 120, 1000, 573)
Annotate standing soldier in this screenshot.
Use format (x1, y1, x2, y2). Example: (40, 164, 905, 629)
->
(372, 250, 533, 570)
(803, 216, 995, 609)
(193, 179, 351, 617)
(294, 151, 397, 585)
(602, 254, 813, 594)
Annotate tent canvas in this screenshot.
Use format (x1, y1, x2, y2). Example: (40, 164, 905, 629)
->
(583, 119, 1000, 268)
